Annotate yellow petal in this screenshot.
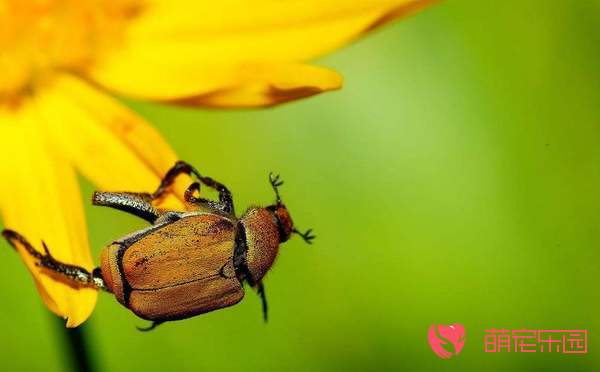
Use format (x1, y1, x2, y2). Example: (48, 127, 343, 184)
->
(165, 63, 343, 108)
(88, 0, 432, 107)
(36, 75, 189, 211)
(0, 107, 97, 327)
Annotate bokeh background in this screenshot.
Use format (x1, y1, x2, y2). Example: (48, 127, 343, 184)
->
(1, 1, 599, 371)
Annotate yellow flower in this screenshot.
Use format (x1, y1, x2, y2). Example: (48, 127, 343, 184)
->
(0, 0, 433, 327)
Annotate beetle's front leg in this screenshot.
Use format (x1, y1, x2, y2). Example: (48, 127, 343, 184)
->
(2, 230, 109, 292)
(154, 161, 235, 214)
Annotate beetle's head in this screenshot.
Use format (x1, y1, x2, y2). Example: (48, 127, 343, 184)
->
(266, 173, 314, 244)
(266, 203, 293, 242)
(239, 174, 314, 284)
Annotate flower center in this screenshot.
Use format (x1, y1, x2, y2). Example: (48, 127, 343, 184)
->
(0, 0, 140, 101)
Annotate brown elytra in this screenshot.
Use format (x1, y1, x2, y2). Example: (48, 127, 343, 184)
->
(100, 213, 245, 321)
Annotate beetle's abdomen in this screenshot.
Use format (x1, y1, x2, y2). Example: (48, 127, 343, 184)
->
(101, 213, 245, 321)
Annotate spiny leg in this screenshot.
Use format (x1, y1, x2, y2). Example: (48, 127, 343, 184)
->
(199, 175, 234, 214)
(184, 182, 229, 213)
(154, 161, 235, 214)
(2, 229, 108, 291)
(257, 282, 268, 322)
(93, 192, 160, 224)
(93, 161, 234, 221)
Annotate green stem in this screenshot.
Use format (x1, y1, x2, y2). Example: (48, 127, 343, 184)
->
(55, 317, 96, 372)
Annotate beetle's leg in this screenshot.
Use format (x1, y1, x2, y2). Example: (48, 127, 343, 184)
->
(154, 161, 235, 214)
(2, 229, 109, 291)
(137, 320, 164, 332)
(257, 282, 268, 323)
(269, 173, 284, 204)
(92, 192, 160, 224)
(197, 175, 235, 215)
(292, 228, 316, 244)
(151, 160, 193, 200)
(184, 182, 230, 214)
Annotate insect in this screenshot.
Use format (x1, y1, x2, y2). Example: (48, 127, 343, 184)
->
(2, 161, 314, 330)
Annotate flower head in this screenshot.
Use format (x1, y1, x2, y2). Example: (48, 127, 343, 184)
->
(0, 0, 433, 326)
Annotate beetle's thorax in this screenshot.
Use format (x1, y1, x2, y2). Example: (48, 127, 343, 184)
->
(239, 206, 284, 283)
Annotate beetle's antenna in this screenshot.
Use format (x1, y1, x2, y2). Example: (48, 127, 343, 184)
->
(293, 228, 316, 244)
(269, 173, 284, 204)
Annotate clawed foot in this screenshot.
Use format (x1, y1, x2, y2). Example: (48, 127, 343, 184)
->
(293, 228, 316, 244)
(269, 173, 284, 188)
(269, 173, 284, 203)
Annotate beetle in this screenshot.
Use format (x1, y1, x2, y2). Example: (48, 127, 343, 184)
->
(2, 161, 314, 330)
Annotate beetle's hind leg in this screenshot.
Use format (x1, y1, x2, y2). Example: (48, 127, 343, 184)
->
(93, 161, 234, 220)
(93, 192, 160, 224)
(2, 229, 109, 292)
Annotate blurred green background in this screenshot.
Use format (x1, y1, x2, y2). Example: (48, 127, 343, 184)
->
(1, 1, 599, 371)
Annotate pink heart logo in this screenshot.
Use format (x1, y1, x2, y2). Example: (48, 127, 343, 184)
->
(428, 324, 466, 359)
